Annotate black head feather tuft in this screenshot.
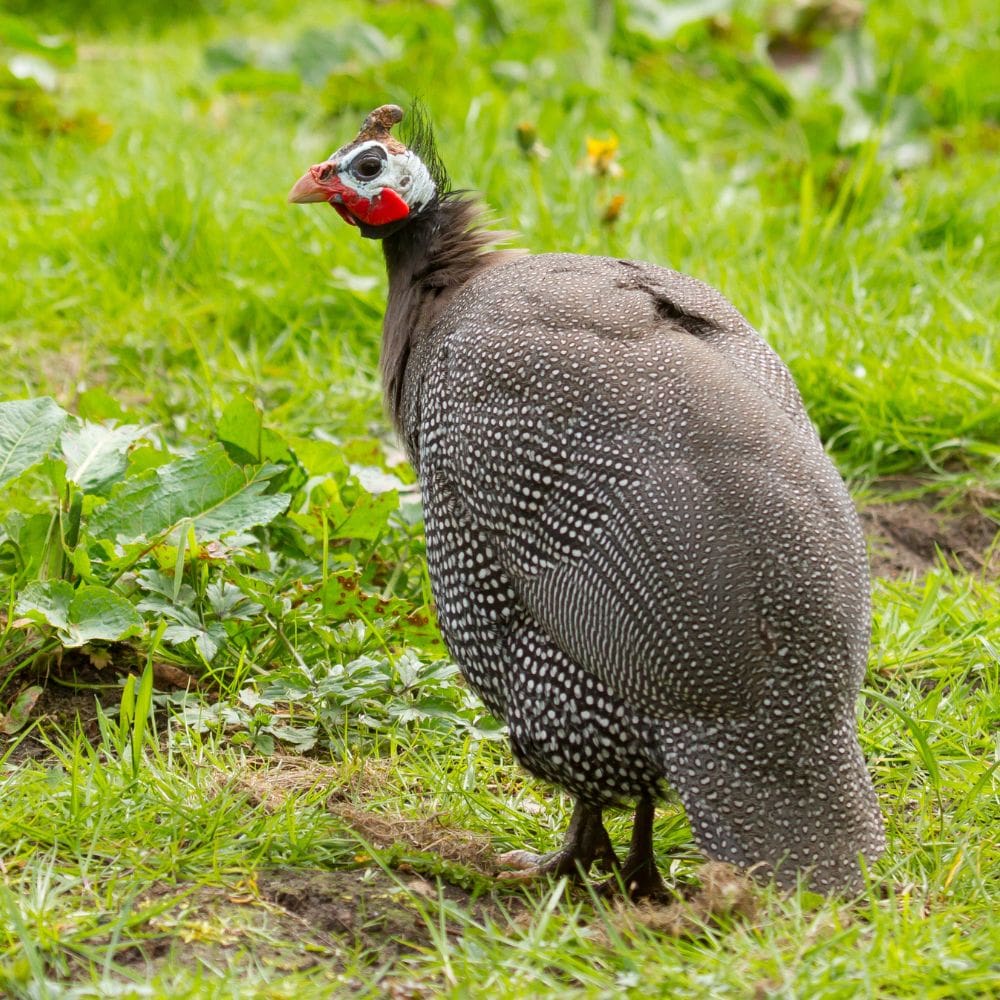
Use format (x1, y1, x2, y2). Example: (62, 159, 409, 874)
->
(400, 99, 451, 196)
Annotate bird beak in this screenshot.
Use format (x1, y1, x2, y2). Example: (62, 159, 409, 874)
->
(288, 165, 333, 204)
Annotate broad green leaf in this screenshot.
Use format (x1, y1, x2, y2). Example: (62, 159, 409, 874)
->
(205, 26, 397, 89)
(88, 444, 290, 544)
(206, 580, 263, 621)
(125, 444, 173, 476)
(62, 421, 151, 493)
(250, 731, 275, 755)
(135, 568, 196, 605)
(16, 578, 73, 631)
(342, 437, 395, 468)
(351, 465, 406, 495)
(390, 695, 466, 723)
(16, 580, 142, 647)
(0, 397, 70, 487)
(290, 25, 400, 86)
(217, 396, 264, 464)
(287, 437, 349, 479)
(332, 489, 399, 541)
(469, 716, 506, 740)
(320, 574, 392, 621)
(218, 397, 300, 485)
(263, 723, 317, 752)
(76, 387, 128, 423)
(0, 511, 52, 580)
(136, 586, 227, 661)
(318, 575, 446, 655)
(160, 622, 201, 643)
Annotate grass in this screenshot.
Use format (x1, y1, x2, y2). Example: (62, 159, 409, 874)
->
(1, 0, 998, 996)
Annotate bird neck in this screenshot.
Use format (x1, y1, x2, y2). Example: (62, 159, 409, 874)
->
(379, 194, 519, 442)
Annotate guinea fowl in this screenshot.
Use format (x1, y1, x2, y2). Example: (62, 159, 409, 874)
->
(289, 104, 885, 895)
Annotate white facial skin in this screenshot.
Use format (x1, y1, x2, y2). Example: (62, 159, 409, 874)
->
(333, 139, 437, 212)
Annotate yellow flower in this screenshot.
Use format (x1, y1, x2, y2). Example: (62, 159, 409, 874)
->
(584, 135, 623, 177)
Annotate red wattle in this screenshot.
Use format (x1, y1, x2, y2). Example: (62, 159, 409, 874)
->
(359, 187, 410, 225)
(324, 178, 411, 228)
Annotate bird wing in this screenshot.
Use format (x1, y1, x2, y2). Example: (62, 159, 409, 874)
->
(423, 254, 867, 720)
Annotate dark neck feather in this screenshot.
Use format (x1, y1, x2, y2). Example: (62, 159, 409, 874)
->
(380, 193, 518, 437)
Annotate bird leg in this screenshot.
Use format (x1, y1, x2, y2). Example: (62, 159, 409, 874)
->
(598, 793, 668, 901)
(498, 799, 619, 881)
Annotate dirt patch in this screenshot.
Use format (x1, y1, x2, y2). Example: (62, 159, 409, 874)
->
(1, 652, 201, 767)
(2, 679, 112, 766)
(218, 758, 497, 877)
(106, 861, 758, 988)
(104, 866, 490, 991)
(110, 880, 336, 974)
(256, 867, 476, 957)
(591, 862, 758, 943)
(861, 485, 999, 579)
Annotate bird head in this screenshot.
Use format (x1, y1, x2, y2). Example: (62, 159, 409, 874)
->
(288, 103, 442, 239)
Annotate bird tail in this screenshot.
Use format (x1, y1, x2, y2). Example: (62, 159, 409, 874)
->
(659, 717, 885, 893)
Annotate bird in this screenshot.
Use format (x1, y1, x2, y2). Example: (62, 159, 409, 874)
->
(289, 103, 885, 896)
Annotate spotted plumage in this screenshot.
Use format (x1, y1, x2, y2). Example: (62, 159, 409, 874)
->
(290, 104, 885, 894)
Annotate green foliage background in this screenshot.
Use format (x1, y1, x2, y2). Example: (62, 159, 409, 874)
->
(0, 1, 997, 996)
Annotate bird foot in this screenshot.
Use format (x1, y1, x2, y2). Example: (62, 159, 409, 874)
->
(497, 837, 620, 881)
(496, 847, 591, 881)
(498, 846, 667, 901)
(595, 793, 669, 902)
(496, 800, 620, 883)
(596, 857, 670, 902)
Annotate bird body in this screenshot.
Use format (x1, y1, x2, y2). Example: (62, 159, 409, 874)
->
(290, 105, 885, 894)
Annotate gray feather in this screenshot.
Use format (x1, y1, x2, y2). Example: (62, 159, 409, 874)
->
(395, 250, 884, 891)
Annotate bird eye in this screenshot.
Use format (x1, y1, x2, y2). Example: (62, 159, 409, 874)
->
(352, 154, 384, 181)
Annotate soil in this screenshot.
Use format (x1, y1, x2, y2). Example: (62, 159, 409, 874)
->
(106, 868, 477, 988)
(93, 860, 755, 987)
(1, 669, 114, 766)
(256, 866, 481, 957)
(590, 861, 757, 943)
(860, 484, 999, 579)
(1, 655, 201, 767)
